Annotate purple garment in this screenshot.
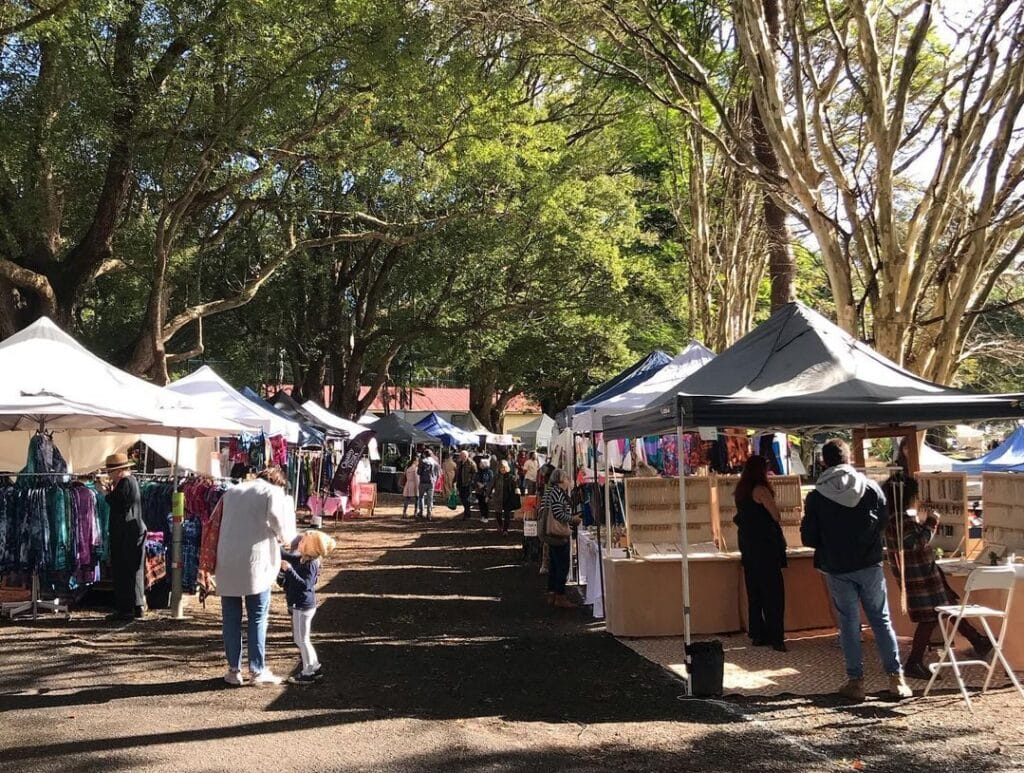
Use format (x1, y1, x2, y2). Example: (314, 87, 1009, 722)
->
(73, 485, 96, 569)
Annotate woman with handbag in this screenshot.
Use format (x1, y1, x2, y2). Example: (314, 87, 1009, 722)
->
(542, 468, 579, 608)
(474, 457, 495, 523)
(491, 460, 520, 536)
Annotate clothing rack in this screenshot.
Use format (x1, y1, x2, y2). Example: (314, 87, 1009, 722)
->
(0, 471, 83, 620)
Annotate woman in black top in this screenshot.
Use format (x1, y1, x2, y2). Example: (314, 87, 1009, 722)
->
(733, 455, 788, 651)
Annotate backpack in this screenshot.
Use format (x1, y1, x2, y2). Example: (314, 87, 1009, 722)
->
(418, 459, 434, 485)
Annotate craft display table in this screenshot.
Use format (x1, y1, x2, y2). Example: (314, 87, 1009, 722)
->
(603, 551, 743, 637)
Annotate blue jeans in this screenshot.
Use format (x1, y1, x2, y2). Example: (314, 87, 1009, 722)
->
(418, 483, 434, 518)
(221, 589, 271, 674)
(548, 543, 570, 594)
(824, 565, 902, 679)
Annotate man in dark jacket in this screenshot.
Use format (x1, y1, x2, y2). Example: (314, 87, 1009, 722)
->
(456, 450, 477, 520)
(104, 453, 146, 621)
(802, 439, 911, 701)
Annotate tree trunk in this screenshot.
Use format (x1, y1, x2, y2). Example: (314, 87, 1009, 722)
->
(751, 0, 794, 312)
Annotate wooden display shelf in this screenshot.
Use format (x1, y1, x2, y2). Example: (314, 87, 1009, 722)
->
(623, 476, 715, 548)
(981, 473, 1024, 554)
(914, 472, 970, 556)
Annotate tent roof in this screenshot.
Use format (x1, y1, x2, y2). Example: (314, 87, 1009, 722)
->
(919, 443, 955, 472)
(573, 350, 673, 413)
(603, 302, 1024, 439)
(300, 400, 372, 439)
(953, 426, 1024, 473)
(0, 318, 243, 436)
(512, 413, 556, 448)
(169, 366, 300, 442)
(239, 387, 324, 446)
(370, 413, 438, 445)
(452, 412, 487, 432)
(414, 412, 480, 446)
(267, 391, 345, 438)
(573, 341, 716, 433)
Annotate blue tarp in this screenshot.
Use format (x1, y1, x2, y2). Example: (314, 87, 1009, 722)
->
(953, 426, 1024, 474)
(573, 350, 673, 414)
(415, 412, 480, 447)
(240, 386, 325, 447)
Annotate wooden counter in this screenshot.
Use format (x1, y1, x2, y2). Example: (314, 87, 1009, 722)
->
(603, 553, 743, 637)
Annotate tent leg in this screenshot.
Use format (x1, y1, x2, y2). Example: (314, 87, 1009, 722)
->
(677, 419, 692, 695)
(169, 430, 186, 620)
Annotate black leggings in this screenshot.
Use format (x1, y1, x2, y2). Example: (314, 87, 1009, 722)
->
(743, 561, 785, 646)
(476, 494, 489, 520)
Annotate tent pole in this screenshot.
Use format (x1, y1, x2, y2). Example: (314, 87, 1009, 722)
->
(677, 412, 692, 696)
(169, 429, 186, 620)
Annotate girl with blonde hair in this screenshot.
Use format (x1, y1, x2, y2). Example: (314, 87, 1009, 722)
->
(280, 529, 337, 684)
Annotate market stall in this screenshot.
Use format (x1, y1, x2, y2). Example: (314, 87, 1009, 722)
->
(0, 319, 243, 620)
(599, 302, 1024, 663)
(365, 413, 437, 493)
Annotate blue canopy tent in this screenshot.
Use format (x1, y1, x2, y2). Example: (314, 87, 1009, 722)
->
(572, 350, 673, 417)
(953, 426, 1024, 473)
(239, 386, 324, 447)
(415, 412, 480, 447)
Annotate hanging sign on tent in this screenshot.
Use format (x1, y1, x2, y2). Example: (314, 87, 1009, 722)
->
(331, 430, 376, 495)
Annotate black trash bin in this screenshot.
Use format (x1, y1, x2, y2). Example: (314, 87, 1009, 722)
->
(686, 640, 724, 697)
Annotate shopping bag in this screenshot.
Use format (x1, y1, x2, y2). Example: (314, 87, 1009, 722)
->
(447, 490, 459, 510)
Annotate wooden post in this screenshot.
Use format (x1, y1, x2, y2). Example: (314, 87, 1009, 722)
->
(852, 428, 867, 468)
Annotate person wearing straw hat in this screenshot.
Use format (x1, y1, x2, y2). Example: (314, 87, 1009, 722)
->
(103, 453, 146, 621)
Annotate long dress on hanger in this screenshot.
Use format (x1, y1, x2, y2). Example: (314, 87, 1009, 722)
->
(106, 475, 146, 617)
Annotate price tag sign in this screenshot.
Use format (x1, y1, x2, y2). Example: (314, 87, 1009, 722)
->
(523, 520, 538, 537)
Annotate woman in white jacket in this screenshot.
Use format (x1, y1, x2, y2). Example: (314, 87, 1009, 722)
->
(217, 467, 295, 686)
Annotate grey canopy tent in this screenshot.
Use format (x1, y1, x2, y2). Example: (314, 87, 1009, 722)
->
(598, 302, 1024, 692)
(603, 302, 1024, 439)
(370, 413, 437, 445)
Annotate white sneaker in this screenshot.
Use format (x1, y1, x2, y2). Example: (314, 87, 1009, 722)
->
(224, 669, 245, 687)
(252, 670, 283, 686)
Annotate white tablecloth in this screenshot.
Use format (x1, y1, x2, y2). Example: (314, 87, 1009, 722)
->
(577, 531, 604, 617)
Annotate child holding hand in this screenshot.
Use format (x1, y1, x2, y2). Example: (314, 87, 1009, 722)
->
(280, 529, 336, 685)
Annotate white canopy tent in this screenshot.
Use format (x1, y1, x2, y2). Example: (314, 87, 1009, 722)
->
(0, 318, 247, 618)
(572, 341, 716, 434)
(168, 365, 298, 443)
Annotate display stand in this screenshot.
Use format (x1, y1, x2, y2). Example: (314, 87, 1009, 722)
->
(623, 475, 715, 557)
(980, 473, 1024, 555)
(713, 474, 740, 552)
(1, 571, 70, 620)
(916, 472, 974, 556)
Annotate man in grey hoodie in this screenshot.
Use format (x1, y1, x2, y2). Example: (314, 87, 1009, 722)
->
(802, 439, 912, 701)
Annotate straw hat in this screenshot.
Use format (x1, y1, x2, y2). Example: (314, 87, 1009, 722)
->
(104, 453, 135, 472)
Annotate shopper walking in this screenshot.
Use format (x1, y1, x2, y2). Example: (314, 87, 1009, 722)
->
(542, 468, 579, 607)
(801, 440, 912, 701)
(216, 467, 293, 687)
(885, 477, 991, 680)
(442, 452, 457, 497)
(523, 451, 540, 495)
(456, 450, 477, 519)
(733, 456, 787, 652)
(280, 529, 336, 684)
(474, 457, 495, 522)
(103, 453, 146, 621)
(491, 460, 519, 535)
(417, 449, 440, 520)
(402, 457, 419, 518)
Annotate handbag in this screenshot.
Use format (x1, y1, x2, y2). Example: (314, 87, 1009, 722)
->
(547, 509, 571, 540)
(446, 490, 459, 510)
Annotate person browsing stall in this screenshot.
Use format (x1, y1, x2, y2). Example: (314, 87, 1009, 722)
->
(103, 453, 146, 621)
(801, 440, 912, 701)
(733, 456, 788, 652)
(884, 477, 992, 680)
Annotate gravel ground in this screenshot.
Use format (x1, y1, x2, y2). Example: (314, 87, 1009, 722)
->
(1, 504, 1022, 772)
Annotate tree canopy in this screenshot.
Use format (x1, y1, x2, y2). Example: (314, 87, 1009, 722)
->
(2, 0, 1022, 427)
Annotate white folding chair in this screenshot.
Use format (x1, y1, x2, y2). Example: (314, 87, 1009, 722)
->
(924, 565, 1024, 712)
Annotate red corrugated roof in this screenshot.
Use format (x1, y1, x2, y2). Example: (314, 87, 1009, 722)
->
(266, 384, 541, 414)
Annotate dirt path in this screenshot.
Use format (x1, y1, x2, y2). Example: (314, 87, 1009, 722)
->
(0, 507, 1021, 772)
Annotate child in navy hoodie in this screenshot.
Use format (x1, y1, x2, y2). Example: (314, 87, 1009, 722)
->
(280, 529, 336, 684)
